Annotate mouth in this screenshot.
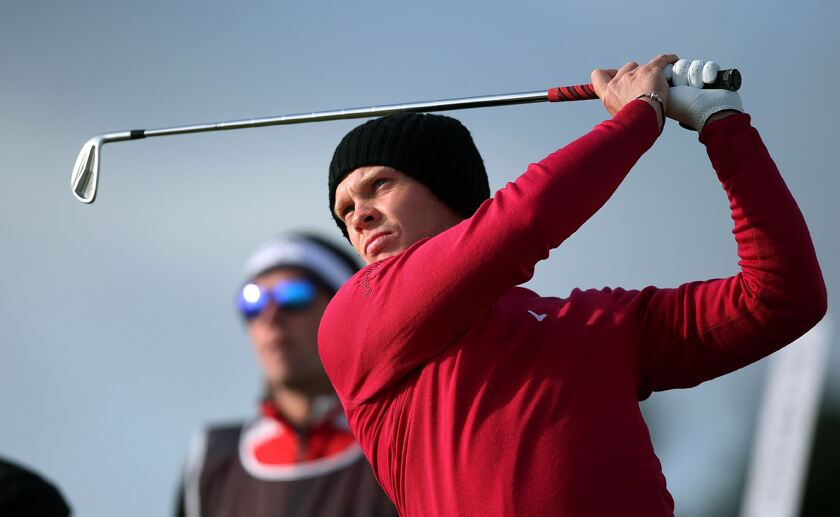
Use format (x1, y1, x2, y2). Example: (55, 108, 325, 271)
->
(266, 338, 290, 353)
(364, 231, 392, 257)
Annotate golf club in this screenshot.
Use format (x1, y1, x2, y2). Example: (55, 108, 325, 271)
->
(71, 69, 740, 204)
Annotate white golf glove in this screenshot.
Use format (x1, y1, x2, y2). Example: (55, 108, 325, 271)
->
(663, 59, 743, 133)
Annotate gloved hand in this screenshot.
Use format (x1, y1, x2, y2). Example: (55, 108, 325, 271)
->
(664, 59, 743, 133)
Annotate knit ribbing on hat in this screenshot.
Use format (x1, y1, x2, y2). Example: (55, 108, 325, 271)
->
(328, 113, 490, 238)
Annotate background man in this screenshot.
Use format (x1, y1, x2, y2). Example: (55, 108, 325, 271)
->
(318, 55, 827, 515)
(176, 233, 396, 517)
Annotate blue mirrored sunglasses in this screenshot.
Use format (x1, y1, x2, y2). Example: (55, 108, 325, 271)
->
(237, 278, 317, 319)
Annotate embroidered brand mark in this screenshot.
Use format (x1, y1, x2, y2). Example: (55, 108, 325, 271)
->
(528, 310, 547, 322)
(362, 263, 382, 297)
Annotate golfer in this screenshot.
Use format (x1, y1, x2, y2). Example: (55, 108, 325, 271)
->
(318, 54, 826, 516)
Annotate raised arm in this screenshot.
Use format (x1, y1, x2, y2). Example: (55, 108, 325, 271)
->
(319, 55, 695, 404)
(634, 113, 826, 396)
(319, 66, 679, 406)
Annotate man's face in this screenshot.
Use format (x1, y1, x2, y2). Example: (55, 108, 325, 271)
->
(333, 166, 464, 264)
(245, 268, 332, 393)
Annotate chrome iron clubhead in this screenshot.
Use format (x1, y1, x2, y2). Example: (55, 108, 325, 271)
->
(71, 137, 101, 203)
(71, 131, 137, 203)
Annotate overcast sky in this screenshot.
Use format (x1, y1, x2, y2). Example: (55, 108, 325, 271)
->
(1, 1, 838, 516)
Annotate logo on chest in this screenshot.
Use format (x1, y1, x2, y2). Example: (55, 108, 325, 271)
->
(527, 309, 548, 322)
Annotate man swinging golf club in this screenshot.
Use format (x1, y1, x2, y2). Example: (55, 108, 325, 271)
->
(318, 54, 827, 516)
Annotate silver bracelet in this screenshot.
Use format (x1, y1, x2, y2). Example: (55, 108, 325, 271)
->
(636, 92, 665, 132)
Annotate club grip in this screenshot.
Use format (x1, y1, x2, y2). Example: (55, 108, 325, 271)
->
(548, 68, 741, 103)
(547, 84, 598, 102)
(702, 68, 741, 91)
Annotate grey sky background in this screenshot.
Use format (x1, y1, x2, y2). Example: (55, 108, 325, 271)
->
(1, 1, 838, 516)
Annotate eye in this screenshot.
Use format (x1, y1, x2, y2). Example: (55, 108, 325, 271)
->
(373, 177, 389, 189)
(339, 204, 354, 220)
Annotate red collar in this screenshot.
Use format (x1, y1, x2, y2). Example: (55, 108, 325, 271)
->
(240, 398, 362, 478)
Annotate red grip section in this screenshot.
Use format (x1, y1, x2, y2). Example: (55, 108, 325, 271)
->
(547, 84, 598, 102)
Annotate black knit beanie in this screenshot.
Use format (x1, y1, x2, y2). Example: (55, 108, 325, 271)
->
(328, 112, 490, 238)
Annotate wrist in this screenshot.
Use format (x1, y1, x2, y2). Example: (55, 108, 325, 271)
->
(704, 109, 739, 129)
(636, 92, 665, 133)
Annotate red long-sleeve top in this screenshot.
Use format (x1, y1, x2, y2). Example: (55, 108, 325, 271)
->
(318, 100, 826, 516)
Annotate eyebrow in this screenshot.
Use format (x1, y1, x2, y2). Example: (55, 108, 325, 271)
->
(333, 193, 350, 218)
(333, 169, 389, 218)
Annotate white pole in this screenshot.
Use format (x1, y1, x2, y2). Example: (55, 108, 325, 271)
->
(740, 317, 833, 517)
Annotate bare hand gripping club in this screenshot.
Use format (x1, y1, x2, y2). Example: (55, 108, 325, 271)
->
(70, 69, 740, 204)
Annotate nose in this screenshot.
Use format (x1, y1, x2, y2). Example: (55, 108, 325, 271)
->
(348, 201, 381, 231)
(255, 298, 286, 325)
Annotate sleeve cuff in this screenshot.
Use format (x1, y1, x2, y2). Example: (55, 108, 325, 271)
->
(610, 98, 661, 149)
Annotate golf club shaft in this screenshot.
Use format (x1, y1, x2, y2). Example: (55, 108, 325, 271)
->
(123, 85, 596, 142)
(113, 68, 741, 141)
